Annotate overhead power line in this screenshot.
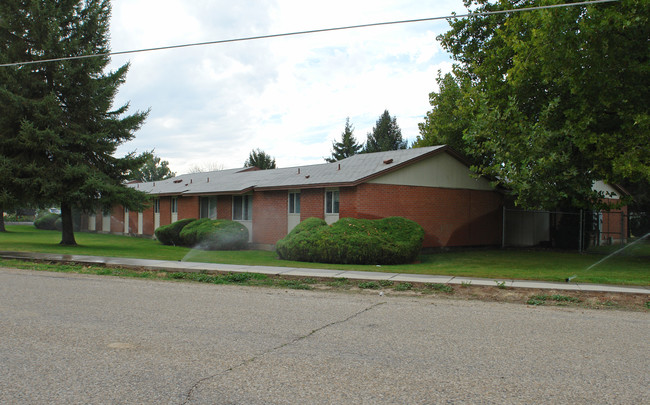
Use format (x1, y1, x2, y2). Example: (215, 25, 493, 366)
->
(0, 0, 618, 68)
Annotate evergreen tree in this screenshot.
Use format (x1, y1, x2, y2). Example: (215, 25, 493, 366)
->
(244, 148, 276, 170)
(326, 118, 361, 162)
(364, 110, 407, 153)
(128, 151, 176, 182)
(0, 0, 149, 245)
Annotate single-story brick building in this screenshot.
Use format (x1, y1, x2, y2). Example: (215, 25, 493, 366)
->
(81, 145, 506, 248)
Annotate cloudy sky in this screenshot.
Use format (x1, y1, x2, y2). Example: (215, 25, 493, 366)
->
(108, 0, 468, 174)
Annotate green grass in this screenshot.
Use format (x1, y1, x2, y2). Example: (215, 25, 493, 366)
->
(1, 225, 648, 286)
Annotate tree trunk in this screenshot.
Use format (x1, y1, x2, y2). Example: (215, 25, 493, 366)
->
(0, 205, 5, 232)
(59, 202, 77, 246)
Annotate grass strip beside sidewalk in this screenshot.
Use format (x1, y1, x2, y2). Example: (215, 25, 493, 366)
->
(1, 225, 648, 286)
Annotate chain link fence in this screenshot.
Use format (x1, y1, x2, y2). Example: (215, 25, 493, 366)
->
(502, 208, 647, 252)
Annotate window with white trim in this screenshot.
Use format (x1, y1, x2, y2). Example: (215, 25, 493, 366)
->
(288, 192, 301, 214)
(325, 190, 339, 214)
(171, 197, 178, 214)
(153, 198, 160, 214)
(199, 196, 217, 219)
(233, 195, 252, 220)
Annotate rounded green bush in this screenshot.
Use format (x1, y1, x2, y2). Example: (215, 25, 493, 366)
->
(178, 218, 212, 246)
(155, 218, 197, 246)
(180, 219, 249, 250)
(34, 213, 60, 230)
(276, 217, 424, 265)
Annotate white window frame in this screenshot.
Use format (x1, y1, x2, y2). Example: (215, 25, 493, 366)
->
(325, 190, 339, 214)
(199, 196, 217, 219)
(233, 194, 252, 221)
(288, 191, 301, 214)
(171, 197, 179, 222)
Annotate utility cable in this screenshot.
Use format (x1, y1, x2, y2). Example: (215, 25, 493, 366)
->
(0, 0, 619, 68)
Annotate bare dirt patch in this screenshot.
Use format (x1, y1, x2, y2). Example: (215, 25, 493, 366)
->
(348, 283, 649, 311)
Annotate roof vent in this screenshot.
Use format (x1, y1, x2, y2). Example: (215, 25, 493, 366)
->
(337, 163, 341, 170)
(305, 175, 310, 179)
(173, 179, 182, 183)
(297, 168, 301, 174)
(383, 158, 394, 165)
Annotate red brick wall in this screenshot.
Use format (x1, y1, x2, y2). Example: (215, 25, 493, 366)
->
(300, 188, 325, 221)
(252, 190, 288, 245)
(350, 183, 503, 247)
(110, 205, 124, 233)
(127, 209, 137, 233)
(178, 196, 199, 220)
(142, 205, 154, 235)
(159, 197, 171, 227)
(217, 195, 232, 220)
(599, 199, 628, 242)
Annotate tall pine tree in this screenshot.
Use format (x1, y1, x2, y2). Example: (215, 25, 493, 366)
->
(326, 117, 361, 162)
(0, 0, 149, 245)
(364, 110, 407, 153)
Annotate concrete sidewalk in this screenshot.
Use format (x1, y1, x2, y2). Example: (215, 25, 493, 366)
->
(1, 250, 648, 295)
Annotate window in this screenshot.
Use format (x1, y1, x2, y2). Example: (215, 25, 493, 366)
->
(199, 196, 217, 219)
(171, 197, 178, 214)
(233, 195, 252, 220)
(289, 192, 301, 214)
(325, 190, 339, 214)
(153, 198, 160, 214)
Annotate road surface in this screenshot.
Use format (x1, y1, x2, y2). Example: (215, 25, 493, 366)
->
(0, 268, 648, 404)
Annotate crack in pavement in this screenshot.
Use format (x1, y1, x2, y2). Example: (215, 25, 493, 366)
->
(181, 301, 386, 404)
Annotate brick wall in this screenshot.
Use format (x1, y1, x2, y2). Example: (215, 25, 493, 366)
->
(300, 188, 325, 221)
(159, 197, 171, 227)
(217, 195, 232, 220)
(351, 183, 503, 247)
(178, 196, 199, 220)
(142, 205, 154, 235)
(110, 205, 124, 233)
(128, 209, 137, 234)
(599, 199, 628, 242)
(252, 190, 288, 245)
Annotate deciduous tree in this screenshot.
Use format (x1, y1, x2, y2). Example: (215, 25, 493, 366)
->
(436, 0, 649, 209)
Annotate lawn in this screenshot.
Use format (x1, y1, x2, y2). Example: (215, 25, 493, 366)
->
(1, 225, 648, 286)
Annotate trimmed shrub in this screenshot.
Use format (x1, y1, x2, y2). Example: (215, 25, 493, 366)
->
(276, 217, 424, 265)
(155, 218, 197, 246)
(179, 218, 249, 250)
(178, 218, 212, 246)
(34, 213, 60, 230)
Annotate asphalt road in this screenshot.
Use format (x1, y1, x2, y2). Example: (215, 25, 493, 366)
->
(1, 268, 648, 404)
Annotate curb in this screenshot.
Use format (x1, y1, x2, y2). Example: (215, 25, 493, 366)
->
(1, 250, 648, 295)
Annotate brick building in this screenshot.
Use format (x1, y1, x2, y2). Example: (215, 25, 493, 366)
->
(81, 146, 505, 249)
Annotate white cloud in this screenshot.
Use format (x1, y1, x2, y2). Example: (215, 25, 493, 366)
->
(110, 0, 467, 174)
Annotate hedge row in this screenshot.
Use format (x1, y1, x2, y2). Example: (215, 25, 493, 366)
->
(276, 217, 424, 265)
(154, 218, 248, 250)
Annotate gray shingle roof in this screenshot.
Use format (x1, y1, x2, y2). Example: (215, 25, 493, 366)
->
(129, 146, 449, 196)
